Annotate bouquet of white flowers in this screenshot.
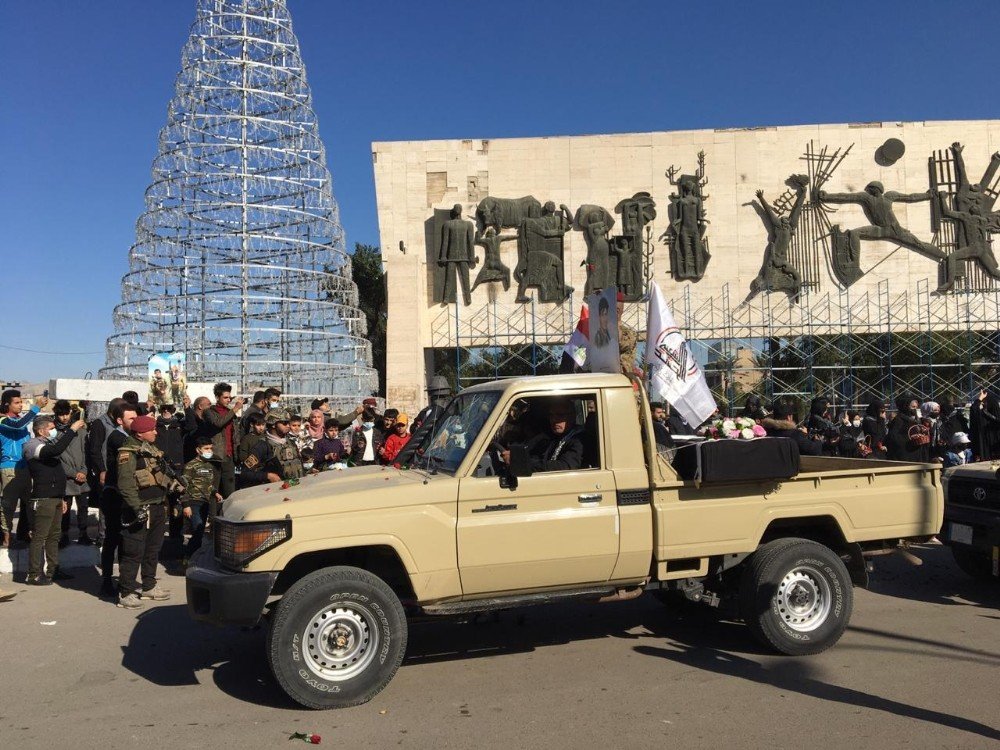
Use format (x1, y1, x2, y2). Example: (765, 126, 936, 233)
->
(701, 416, 767, 440)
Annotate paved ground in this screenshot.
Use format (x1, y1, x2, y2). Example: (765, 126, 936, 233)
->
(0, 542, 996, 750)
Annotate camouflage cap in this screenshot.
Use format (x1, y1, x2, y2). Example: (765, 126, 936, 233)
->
(265, 408, 291, 425)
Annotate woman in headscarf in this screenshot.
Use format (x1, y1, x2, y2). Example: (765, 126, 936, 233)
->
(861, 399, 888, 459)
(806, 397, 840, 455)
(837, 410, 864, 458)
(886, 395, 929, 462)
(306, 409, 326, 443)
(937, 396, 968, 452)
(969, 386, 1000, 460)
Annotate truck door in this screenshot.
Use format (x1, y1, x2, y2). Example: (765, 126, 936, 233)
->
(457, 392, 619, 595)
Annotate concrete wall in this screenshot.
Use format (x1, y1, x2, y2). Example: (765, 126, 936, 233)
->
(373, 120, 1000, 414)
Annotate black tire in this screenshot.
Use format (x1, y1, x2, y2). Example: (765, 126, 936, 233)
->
(266, 566, 407, 709)
(951, 546, 995, 580)
(739, 538, 853, 656)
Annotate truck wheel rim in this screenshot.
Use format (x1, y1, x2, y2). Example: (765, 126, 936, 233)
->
(302, 602, 379, 681)
(775, 566, 831, 632)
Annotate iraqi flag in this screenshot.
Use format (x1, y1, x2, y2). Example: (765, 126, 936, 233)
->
(560, 304, 589, 373)
(645, 280, 717, 428)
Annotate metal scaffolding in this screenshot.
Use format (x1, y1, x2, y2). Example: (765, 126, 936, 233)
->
(432, 282, 1000, 414)
(100, 0, 376, 406)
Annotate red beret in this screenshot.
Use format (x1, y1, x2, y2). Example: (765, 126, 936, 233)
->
(616, 291, 625, 303)
(130, 415, 157, 434)
(363, 397, 378, 407)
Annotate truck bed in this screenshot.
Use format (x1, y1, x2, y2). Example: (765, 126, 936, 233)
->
(651, 452, 943, 565)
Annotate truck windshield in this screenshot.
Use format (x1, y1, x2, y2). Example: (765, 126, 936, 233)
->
(419, 390, 501, 474)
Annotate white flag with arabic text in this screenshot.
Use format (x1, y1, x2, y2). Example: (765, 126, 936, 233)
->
(645, 280, 717, 428)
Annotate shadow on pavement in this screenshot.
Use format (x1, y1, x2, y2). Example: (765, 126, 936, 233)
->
(403, 596, 766, 667)
(121, 604, 296, 709)
(866, 543, 1000, 610)
(634, 641, 1000, 743)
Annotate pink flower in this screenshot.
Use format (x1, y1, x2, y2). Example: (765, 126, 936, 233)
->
(752, 424, 767, 437)
(726, 429, 740, 439)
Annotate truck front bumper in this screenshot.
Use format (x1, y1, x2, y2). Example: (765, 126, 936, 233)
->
(185, 543, 278, 627)
(942, 505, 1000, 558)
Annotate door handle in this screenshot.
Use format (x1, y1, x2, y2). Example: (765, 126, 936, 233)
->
(578, 493, 602, 503)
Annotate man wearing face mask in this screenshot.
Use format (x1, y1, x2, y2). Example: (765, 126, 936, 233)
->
(182, 435, 221, 561)
(352, 401, 380, 466)
(23, 415, 86, 584)
(264, 387, 282, 410)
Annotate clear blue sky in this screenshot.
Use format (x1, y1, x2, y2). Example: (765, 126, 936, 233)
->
(2, 0, 998, 382)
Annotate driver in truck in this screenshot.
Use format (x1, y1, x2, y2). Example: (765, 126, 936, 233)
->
(501, 397, 584, 472)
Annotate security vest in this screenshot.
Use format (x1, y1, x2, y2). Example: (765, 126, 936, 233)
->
(118, 438, 171, 507)
(273, 439, 303, 480)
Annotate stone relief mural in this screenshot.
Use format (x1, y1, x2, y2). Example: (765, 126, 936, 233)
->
(424, 139, 1000, 307)
(513, 201, 574, 303)
(746, 175, 809, 303)
(664, 152, 710, 282)
(614, 192, 656, 301)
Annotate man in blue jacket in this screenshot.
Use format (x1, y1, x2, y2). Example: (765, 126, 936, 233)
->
(1, 389, 47, 547)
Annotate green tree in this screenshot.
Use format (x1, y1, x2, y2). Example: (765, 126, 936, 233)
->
(349, 243, 387, 394)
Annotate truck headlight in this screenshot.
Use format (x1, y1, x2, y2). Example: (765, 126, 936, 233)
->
(214, 518, 291, 569)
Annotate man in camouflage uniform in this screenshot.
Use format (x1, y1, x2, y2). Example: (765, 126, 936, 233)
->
(116, 414, 178, 609)
(182, 435, 221, 560)
(237, 409, 303, 488)
(148, 369, 170, 408)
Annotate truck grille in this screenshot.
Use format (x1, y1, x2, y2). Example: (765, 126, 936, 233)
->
(214, 520, 237, 564)
(947, 477, 1000, 512)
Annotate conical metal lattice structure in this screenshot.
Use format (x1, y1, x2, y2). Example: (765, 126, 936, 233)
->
(101, 0, 375, 405)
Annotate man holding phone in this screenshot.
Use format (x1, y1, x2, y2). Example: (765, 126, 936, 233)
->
(202, 383, 244, 498)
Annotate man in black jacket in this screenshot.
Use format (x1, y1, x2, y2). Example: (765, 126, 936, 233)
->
(99, 400, 138, 598)
(650, 402, 674, 448)
(761, 398, 822, 456)
(24, 415, 86, 584)
(502, 398, 585, 473)
(155, 404, 186, 540)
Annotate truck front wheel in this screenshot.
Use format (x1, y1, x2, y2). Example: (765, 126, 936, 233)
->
(739, 538, 853, 656)
(266, 566, 407, 709)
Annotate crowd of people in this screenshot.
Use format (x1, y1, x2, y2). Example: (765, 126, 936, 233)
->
(5, 374, 1000, 604)
(648, 387, 1000, 467)
(0, 378, 453, 605)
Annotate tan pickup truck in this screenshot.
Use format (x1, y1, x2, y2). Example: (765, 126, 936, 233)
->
(186, 373, 943, 709)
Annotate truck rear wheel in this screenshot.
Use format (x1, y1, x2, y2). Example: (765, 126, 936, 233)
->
(266, 566, 407, 709)
(739, 538, 852, 656)
(951, 546, 995, 580)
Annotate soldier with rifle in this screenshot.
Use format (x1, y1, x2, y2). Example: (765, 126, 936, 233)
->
(116, 414, 185, 609)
